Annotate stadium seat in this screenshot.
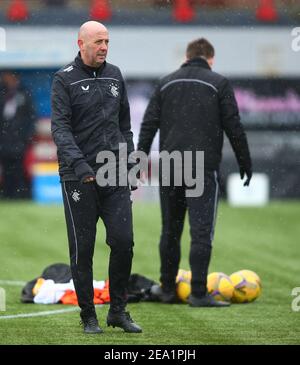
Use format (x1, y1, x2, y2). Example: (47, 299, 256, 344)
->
(256, 0, 278, 22)
(173, 0, 195, 23)
(7, 0, 29, 22)
(90, 0, 112, 21)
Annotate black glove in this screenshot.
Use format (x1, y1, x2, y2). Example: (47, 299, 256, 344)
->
(240, 167, 252, 187)
(73, 161, 96, 184)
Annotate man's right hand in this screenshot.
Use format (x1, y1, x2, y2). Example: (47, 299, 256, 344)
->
(240, 167, 252, 186)
(83, 176, 96, 183)
(73, 161, 96, 184)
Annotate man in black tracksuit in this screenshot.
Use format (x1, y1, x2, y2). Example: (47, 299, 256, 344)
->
(51, 21, 141, 333)
(138, 38, 252, 307)
(0, 71, 36, 199)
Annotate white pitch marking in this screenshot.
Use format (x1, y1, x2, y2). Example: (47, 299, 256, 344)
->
(0, 280, 26, 286)
(0, 307, 80, 319)
(0, 280, 103, 320)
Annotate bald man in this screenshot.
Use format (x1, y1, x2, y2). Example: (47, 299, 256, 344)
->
(51, 21, 142, 334)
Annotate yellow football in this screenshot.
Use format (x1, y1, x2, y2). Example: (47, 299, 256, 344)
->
(207, 272, 234, 302)
(230, 270, 262, 303)
(176, 269, 191, 303)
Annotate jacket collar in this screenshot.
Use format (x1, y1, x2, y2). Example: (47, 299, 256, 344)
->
(75, 52, 106, 77)
(181, 57, 211, 70)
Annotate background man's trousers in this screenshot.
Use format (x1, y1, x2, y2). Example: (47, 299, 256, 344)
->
(159, 170, 219, 298)
(0, 156, 30, 199)
(62, 181, 134, 320)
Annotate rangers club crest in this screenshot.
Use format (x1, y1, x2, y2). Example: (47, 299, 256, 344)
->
(71, 189, 82, 202)
(109, 82, 119, 97)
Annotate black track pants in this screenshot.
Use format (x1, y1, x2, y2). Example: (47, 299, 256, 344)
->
(62, 181, 134, 319)
(159, 170, 219, 298)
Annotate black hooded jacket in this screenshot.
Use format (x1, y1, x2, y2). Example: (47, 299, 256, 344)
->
(138, 57, 251, 172)
(0, 83, 36, 159)
(51, 53, 134, 182)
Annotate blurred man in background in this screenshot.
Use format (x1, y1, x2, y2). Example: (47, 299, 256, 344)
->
(51, 21, 142, 334)
(0, 71, 36, 199)
(138, 38, 252, 307)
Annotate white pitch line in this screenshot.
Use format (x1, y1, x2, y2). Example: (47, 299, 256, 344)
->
(0, 280, 103, 320)
(0, 307, 80, 319)
(0, 280, 26, 286)
(0, 304, 103, 320)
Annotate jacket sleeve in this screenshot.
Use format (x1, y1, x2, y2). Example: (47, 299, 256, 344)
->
(51, 74, 95, 180)
(119, 77, 134, 155)
(219, 78, 252, 172)
(137, 85, 161, 155)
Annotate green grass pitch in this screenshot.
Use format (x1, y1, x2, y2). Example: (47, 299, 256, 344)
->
(0, 200, 299, 345)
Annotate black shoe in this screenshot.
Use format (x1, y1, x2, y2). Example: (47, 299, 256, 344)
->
(150, 284, 178, 303)
(188, 294, 230, 307)
(80, 317, 104, 334)
(107, 311, 142, 333)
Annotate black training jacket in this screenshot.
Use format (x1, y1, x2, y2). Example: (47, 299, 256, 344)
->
(0, 85, 36, 159)
(138, 57, 251, 172)
(51, 53, 134, 181)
